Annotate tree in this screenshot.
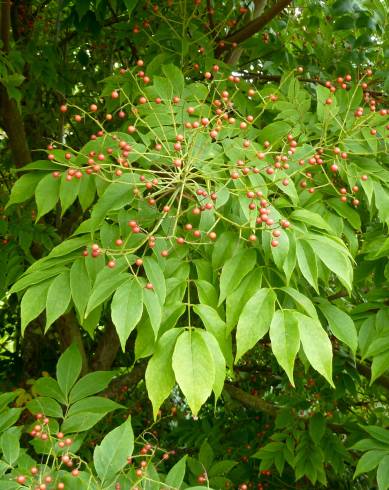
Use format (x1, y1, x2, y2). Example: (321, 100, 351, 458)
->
(0, 0, 389, 488)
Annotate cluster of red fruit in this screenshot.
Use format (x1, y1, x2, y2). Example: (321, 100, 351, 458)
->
(46, 56, 389, 271)
(15, 412, 77, 488)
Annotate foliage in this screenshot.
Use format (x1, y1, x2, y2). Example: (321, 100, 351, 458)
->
(0, 0, 389, 489)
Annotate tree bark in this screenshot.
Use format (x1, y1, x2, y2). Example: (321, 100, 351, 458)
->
(92, 321, 121, 371)
(56, 312, 89, 374)
(104, 362, 147, 398)
(226, 0, 268, 64)
(0, 0, 32, 167)
(224, 383, 278, 416)
(217, 0, 293, 57)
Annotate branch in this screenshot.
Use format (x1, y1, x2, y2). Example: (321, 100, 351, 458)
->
(206, 0, 215, 31)
(217, 0, 293, 55)
(32, 0, 53, 20)
(226, 0, 268, 65)
(103, 362, 147, 398)
(224, 383, 278, 415)
(56, 312, 89, 374)
(356, 362, 389, 390)
(59, 14, 127, 47)
(92, 321, 120, 371)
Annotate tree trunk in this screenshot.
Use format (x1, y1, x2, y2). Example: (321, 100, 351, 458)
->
(56, 312, 89, 374)
(0, 0, 31, 167)
(92, 321, 121, 371)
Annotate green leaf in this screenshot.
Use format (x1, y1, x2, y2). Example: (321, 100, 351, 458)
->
(316, 300, 357, 354)
(45, 271, 71, 332)
(374, 182, 389, 227)
(212, 231, 240, 269)
(143, 288, 162, 335)
(377, 455, 389, 490)
(69, 371, 115, 404)
(20, 280, 51, 334)
(259, 121, 291, 145)
(194, 304, 225, 333)
(219, 249, 257, 304)
(208, 460, 237, 477)
(226, 269, 262, 333)
(93, 417, 134, 485)
(200, 331, 226, 401)
(281, 287, 318, 319)
(269, 310, 300, 386)
(46, 236, 90, 259)
(6, 173, 43, 208)
(351, 439, 389, 452)
(111, 278, 144, 351)
(123, 0, 139, 14)
(165, 455, 187, 488)
(0, 408, 22, 433)
(291, 209, 333, 233)
(61, 413, 108, 433)
(308, 237, 353, 292)
(0, 427, 20, 465)
(35, 172, 60, 220)
(354, 450, 386, 478)
(145, 329, 181, 419)
(309, 413, 326, 444)
(89, 173, 136, 229)
(271, 227, 290, 269)
(172, 330, 215, 416)
(196, 280, 219, 309)
(364, 426, 389, 446)
(67, 397, 122, 417)
(78, 173, 96, 210)
(193, 304, 232, 367)
(293, 312, 334, 386)
(27, 397, 63, 418)
(327, 198, 361, 229)
(371, 352, 389, 384)
(70, 259, 91, 320)
(143, 256, 166, 305)
(199, 440, 215, 468)
(85, 269, 128, 317)
(56, 343, 82, 398)
(0, 392, 18, 413)
(296, 240, 318, 291)
(135, 320, 155, 360)
(34, 377, 66, 404)
(14, 267, 68, 291)
(59, 173, 80, 215)
(161, 64, 185, 96)
(235, 288, 276, 362)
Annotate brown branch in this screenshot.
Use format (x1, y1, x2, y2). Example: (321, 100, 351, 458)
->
(103, 362, 147, 398)
(357, 362, 389, 390)
(217, 0, 293, 55)
(59, 14, 127, 47)
(92, 321, 121, 371)
(226, 0, 268, 65)
(206, 0, 215, 31)
(224, 383, 278, 416)
(56, 312, 89, 374)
